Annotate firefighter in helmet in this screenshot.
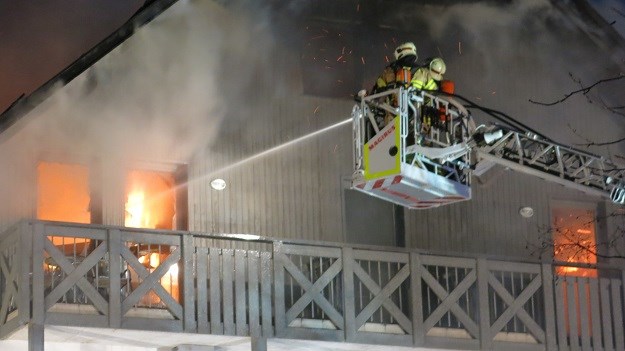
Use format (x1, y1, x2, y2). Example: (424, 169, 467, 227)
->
(410, 57, 447, 140)
(371, 42, 418, 94)
(366, 42, 419, 130)
(411, 57, 446, 91)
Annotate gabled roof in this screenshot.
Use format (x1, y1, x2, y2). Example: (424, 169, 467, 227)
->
(0, 0, 179, 135)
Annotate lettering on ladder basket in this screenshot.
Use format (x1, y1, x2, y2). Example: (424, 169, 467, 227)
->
(368, 124, 396, 151)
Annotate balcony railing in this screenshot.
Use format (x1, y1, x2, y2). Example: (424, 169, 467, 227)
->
(0, 220, 624, 350)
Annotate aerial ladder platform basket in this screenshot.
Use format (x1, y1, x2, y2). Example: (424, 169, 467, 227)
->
(351, 87, 625, 209)
(351, 87, 474, 209)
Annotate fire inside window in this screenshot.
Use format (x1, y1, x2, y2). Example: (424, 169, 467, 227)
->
(37, 162, 93, 255)
(37, 162, 91, 224)
(37, 163, 183, 305)
(124, 169, 181, 305)
(125, 169, 176, 230)
(552, 207, 597, 277)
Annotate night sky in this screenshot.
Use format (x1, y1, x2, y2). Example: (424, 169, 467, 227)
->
(0, 0, 143, 112)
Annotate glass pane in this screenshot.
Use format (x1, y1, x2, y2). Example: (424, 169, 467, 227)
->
(552, 206, 597, 277)
(37, 162, 91, 224)
(37, 162, 92, 263)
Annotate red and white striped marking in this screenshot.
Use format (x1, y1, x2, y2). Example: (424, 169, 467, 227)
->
(356, 175, 403, 190)
(355, 176, 469, 209)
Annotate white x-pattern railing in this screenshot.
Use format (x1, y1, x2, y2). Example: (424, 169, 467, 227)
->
(1, 220, 624, 351)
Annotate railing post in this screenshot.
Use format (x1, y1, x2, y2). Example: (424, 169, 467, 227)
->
(235, 250, 247, 336)
(182, 234, 196, 333)
(18, 221, 32, 326)
(410, 252, 424, 347)
(108, 229, 122, 329)
(272, 243, 286, 337)
(342, 247, 355, 343)
(260, 251, 273, 337)
(28, 323, 44, 351)
(541, 263, 557, 351)
(476, 258, 491, 350)
(612, 277, 624, 350)
(30, 222, 45, 351)
(251, 336, 267, 351)
(600, 278, 614, 350)
(247, 251, 261, 338)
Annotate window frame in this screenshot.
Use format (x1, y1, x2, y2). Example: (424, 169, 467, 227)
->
(549, 200, 599, 277)
(35, 157, 102, 225)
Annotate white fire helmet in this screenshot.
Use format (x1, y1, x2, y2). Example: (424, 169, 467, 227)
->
(394, 42, 417, 61)
(429, 57, 446, 81)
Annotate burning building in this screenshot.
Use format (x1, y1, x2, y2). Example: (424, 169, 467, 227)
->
(0, 0, 624, 350)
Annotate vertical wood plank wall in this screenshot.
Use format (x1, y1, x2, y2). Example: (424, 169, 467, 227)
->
(0, 86, 616, 260)
(188, 93, 353, 243)
(0, 135, 36, 233)
(0, 0, 623, 262)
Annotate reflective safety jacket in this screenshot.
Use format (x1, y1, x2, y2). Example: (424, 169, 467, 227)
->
(372, 61, 417, 94)
(411, 68, 439, 91)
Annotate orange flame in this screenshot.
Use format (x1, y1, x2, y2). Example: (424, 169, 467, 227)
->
(125, 190, 148, 228)
(124, 170, 175, 230)
(553, 208, 597, 277)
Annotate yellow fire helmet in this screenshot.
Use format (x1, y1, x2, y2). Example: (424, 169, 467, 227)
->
(429, 57, 446, 81)
(394, 42, 417, 61)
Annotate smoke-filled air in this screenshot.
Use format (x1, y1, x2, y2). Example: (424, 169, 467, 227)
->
(11, 0, 625, 165)
(19, 0, 283, 164)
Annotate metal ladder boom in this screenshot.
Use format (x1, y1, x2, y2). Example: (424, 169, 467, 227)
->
(474, 127, 625, 204)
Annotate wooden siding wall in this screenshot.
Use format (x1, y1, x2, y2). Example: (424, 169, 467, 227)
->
(1, 0, 624, 263)
(8, 71, 600, 259)
(188, 92, 354, 243)
(0, 136, 35, 233)
(2, 93, 618, 261)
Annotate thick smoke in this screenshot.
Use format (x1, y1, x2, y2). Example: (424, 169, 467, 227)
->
(409, 0, 625, 156)
(2, 0, 624, 216)
(15, 0, 624, 163)
(18, 0, 281, 164)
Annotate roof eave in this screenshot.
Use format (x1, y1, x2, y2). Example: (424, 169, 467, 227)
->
(0, 0, 180, 136)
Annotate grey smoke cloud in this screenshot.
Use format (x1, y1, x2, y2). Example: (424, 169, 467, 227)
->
(409, 0, 625, 156)
(7, 0, 625, 167)
(19, 0, 281, 163)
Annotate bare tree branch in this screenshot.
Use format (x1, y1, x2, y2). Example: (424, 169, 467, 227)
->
(568, 123, 625, 147)
(579, 136, 625, 147)
(592, 95, 625, 118)
(569, 74, 625, 116)
(527, 211, 625, 262)
(529, 74, 624, 106)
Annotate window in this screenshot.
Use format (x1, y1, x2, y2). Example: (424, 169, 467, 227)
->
(552, 205, 597, 277)
(551, 203, 600, 338)
(37, 162, 92, 224)
(37, 161, 97, 255)
(124, 167, 186, 305)
(125, 169, 177, 230)
(124, 166, 187, 230)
